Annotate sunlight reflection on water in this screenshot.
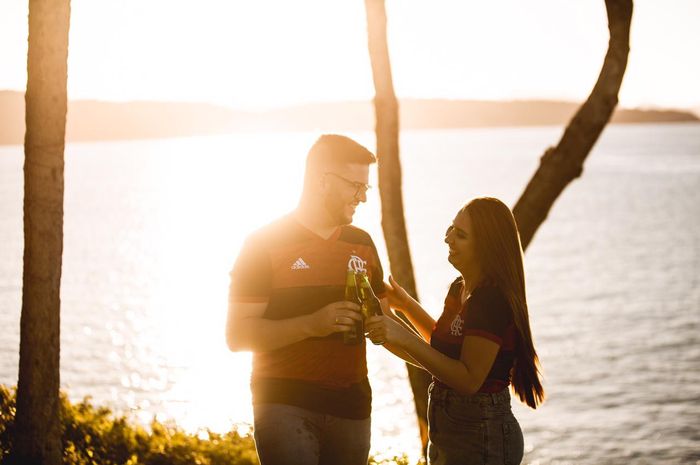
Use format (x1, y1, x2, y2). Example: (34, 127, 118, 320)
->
(1, 124, 699, 464)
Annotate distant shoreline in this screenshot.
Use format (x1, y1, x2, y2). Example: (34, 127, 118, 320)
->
(1, 90, 698, 145)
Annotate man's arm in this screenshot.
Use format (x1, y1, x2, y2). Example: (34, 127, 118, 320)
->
(226, 299, 363, 353)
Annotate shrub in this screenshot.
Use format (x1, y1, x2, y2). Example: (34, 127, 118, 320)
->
(0, 385, 413, 465)
(1, 385, 257, 465)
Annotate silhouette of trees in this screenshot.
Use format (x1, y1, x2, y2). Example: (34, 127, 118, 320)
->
(9, 1, 71, 464)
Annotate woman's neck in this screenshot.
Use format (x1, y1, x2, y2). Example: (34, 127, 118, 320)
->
(460, 269, 481, 299)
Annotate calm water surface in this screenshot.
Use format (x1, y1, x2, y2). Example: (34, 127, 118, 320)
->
(1, 124, 699, 464)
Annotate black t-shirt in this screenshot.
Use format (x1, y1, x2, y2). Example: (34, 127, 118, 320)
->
(430, 278, 517, 393)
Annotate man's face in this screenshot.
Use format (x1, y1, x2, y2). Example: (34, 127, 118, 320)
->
(322, 163, 370, 226)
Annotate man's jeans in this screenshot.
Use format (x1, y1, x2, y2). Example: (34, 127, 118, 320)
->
(253, 403, 371, 465)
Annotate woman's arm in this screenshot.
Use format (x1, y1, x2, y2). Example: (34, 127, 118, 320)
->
(380, 341, 425, 368)
(368, 298, 425, 368)
(385, 276, 436, 341)
(366, 315, 500, 394)
(402, 332, 500, 394)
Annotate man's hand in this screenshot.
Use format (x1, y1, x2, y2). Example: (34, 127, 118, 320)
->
(307, 301, 363, 338)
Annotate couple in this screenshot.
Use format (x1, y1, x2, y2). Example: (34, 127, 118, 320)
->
(226, 134, 544, 465)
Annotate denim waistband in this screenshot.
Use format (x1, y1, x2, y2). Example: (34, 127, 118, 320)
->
(429, 381, 512, 406)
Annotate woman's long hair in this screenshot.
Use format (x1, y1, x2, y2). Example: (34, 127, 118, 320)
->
(464, 197, 545, 409)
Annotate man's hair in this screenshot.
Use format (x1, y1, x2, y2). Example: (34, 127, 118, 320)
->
(305, 134, 376, 175)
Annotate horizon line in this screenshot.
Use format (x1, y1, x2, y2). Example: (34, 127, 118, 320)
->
(1, 88, 699, 114)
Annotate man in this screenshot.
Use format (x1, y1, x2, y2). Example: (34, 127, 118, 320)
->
(226, 134, 388, 465)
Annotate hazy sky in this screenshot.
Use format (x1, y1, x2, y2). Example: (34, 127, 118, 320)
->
(1, 0, 699, 110)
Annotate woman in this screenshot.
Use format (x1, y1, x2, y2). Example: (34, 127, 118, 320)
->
(366, 197, 544, 465)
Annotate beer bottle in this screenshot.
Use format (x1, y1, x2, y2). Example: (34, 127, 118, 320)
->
(357, 271, 384, 345)
(343, 268, 363, 345)
(357, 271, 383, 318)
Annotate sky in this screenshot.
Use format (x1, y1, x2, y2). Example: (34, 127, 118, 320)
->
(1, 0, 699, 111)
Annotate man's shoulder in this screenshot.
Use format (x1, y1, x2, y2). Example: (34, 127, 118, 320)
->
(244, 214, 300, 248)
(339, 224, 376, 247)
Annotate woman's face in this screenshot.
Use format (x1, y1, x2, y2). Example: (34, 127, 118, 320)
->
(445, 209, 478, 274)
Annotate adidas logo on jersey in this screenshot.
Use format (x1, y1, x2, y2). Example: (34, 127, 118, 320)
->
(291, 258, 310, 270)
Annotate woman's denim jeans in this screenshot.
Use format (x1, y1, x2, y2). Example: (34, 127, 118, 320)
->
(253, 403, 371, 465)
(427, 383, 524, 465)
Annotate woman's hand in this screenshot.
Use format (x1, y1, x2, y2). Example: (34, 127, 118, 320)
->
(384, 275, 411, 312)
(365, 314, 409, 347)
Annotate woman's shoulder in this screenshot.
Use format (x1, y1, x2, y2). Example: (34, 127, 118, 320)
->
(446, 276, 463, 296)
(469, 284, 511, 316)
(471, 283, 505, 300)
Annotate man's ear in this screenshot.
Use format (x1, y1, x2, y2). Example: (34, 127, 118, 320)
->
(317, 172, 330, 192)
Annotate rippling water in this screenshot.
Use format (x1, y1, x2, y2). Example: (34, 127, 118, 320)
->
(1, 124, 699, 464)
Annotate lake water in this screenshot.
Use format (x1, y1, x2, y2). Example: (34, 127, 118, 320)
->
(1, 124, 699, 464)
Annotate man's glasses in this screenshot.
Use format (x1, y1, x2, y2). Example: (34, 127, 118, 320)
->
(325, 172, 372, 197)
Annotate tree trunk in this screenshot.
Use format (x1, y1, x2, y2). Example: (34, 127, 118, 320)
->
(364, 0, 431, 455)
(10, 0, 71, 464)
(513, 0, 633, 250)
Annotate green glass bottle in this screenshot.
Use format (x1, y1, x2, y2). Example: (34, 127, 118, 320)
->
(343, 268, 363, 345)
(357, 271, 383, 318)
(357, 271, 383, 345)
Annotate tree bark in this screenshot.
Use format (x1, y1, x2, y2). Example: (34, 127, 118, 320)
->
(10, 1, 71, 464)
(364, 0, 431, 455)
(513, 0, 633, 250)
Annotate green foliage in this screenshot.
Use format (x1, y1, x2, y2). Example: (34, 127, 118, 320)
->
(368, 453, 413, 465)
(0, 385, 414, 465)
(1, 385, 257, 465)
(0, 385, 15, 459)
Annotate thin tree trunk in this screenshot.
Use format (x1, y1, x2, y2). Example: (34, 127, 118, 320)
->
(513, 0, 633, 250)
(364, 0, 431, 455)
(10, 0, 71, 464)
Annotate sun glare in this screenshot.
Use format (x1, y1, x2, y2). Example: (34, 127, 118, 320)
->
(61, 0, 375, 108)
(134, 133, 312, 430)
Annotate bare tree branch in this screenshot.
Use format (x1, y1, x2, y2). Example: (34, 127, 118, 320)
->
(514, 0, 633, 250)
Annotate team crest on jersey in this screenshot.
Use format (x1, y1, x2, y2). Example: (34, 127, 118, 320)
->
(450, 314, 464, 336)
(347, 254, 367, 273)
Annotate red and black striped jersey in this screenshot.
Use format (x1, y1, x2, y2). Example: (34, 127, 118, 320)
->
(229, 214, 385, 419)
